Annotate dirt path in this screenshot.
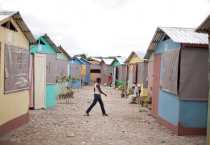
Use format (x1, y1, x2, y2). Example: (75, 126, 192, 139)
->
(0, 86, 206, 145)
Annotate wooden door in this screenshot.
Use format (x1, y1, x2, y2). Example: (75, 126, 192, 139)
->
(151, 54, 161, 115)
(34, 54, 46, 109)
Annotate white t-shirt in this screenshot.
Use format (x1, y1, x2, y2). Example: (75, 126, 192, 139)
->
(94, 83, 101, 95)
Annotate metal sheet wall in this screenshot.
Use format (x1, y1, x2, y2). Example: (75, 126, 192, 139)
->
(148, 57, 154, 96)
(70, 63, 81, 79)
(56, 59, 68, 78)
(138, 62, 148, 87)
(46, 54, 57, 84)
(118, 65, 127, 81)
(179, 47, 208, 100)
(4, 44, 29, 93)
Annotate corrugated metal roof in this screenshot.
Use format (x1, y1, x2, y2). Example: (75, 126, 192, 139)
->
(196, 15, 210, 33)
(160, 27, 208, 44)
(0, 11, 36, 44)
(79, 57, 90, 64)
(144, 27, 208, 59)
(115, 57, 126, 64)
(102, 58, 114, 65)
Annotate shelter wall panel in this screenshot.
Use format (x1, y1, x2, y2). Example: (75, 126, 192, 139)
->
(56, 59, 68, 77)
(128, 65, 133, 88)
(46, 54, 57, 84)
(118, 65, 127, 81)
(4, 44, 29, 93)
(132, 64, 137, 84)
(160, 49, 180, 94)
(158, 90, 179, 125)
(152, 54, 161, 115)
(70, 64, 81, 79)
(179, 48, 208, 100)
(138, 62, 148, 87)
(148, 60, 154, 96)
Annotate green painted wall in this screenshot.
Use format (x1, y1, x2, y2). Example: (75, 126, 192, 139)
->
(46, 84, 58, 108)
(57, 53, 69, 61)
(116, 80, 126, 87)
(112, 60, 120, 67)
(30, 37, 57, 55)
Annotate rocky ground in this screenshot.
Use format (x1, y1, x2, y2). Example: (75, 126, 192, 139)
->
(0, 86, 206, 145)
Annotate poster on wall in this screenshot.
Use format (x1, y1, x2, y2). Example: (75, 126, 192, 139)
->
(4, 44, 30, 93)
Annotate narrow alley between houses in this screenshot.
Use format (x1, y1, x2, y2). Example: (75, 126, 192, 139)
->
(0, 86, 205, 145)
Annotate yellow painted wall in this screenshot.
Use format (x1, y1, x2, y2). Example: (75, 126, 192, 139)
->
(128, 54, 143, 64)
(0, 17, 30, 125)
(81, 65, 86, 77)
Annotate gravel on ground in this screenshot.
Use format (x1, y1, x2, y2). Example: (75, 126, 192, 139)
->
(0, 86, 206, 145)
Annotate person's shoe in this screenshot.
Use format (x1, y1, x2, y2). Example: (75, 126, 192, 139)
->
(103, 113, 108, 116)
(84, 112, 89, 116)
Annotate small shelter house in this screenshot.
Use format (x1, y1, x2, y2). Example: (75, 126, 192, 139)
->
(0, 11, 36, 135)
(111, 57, 127, 88)
(125, 51, 144, 90)
(30, 34, 61, 109)
(145, 27, 209, 135)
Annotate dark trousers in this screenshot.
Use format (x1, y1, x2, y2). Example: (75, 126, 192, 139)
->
(86, 94, 106, 114)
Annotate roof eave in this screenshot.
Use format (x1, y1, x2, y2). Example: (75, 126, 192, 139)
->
(11, 12, 36, 44)
(196, 15, 210, 33)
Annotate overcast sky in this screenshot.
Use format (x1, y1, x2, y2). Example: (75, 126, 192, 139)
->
(0, 0, 209, 57)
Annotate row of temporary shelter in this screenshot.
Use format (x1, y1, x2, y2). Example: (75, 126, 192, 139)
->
(110, 15, 210, 137)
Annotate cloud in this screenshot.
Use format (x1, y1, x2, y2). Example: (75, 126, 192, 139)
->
(0, 0, 209, 57)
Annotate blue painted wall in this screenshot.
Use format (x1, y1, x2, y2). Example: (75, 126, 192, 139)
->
(179, 100, 208, 128)
(155, 38, 180, 126)
(158, 90, 180, 125)
(71, 80, 82, 89)
(84, 65, 90, 85)
(155, 38, 180, 54)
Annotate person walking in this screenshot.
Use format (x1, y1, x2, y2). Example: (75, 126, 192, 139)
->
(85, 78, 108, 116)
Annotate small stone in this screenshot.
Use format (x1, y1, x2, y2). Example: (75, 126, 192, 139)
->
(66, 133, 75, 137)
